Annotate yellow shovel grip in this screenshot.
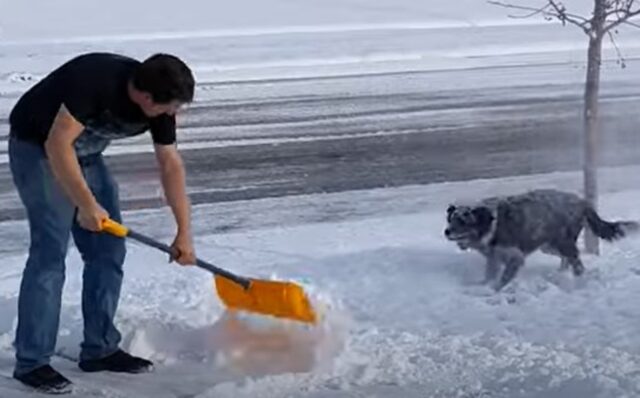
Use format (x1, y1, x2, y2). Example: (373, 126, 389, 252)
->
(100, 218, 129, 238)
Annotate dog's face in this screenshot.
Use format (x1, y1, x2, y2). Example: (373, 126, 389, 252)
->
(444, 204, 494, 249)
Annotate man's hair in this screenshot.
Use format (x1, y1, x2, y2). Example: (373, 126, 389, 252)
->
(132, 53, 195, 104)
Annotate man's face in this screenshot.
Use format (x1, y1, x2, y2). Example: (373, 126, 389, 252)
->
(139, 94, 184, 117)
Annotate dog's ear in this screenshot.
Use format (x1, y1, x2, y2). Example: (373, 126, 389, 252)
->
(472, 206, 494, 227)
(447, 204, 456, 220)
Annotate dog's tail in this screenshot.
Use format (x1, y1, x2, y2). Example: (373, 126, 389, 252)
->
(584, 206, 639, 241)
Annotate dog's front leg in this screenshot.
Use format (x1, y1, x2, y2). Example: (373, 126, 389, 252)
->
(483, 254, 501, 284)
(494, 249, 524, 291)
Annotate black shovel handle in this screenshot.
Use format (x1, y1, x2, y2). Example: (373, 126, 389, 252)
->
(101, 218, 250, 289)
(126, 229, 252, 289)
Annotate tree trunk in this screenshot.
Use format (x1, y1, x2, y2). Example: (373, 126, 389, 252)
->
(583, 0, 606, 254)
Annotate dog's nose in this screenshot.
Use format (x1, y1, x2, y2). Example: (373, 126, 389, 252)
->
(444, 228, 451, 237)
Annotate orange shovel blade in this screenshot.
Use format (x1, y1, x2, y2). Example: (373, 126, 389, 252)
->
(214, 275, 317, 324)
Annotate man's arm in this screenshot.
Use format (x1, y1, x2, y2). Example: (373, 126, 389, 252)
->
(45, 104, 107, 230)
(154, 143, 190, 234)
(154, 143, 195, 264)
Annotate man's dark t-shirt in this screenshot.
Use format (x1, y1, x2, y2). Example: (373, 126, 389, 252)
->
(9, 52, 176, 157)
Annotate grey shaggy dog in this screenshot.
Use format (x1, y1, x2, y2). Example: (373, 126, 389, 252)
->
(444, 189, 639, 291)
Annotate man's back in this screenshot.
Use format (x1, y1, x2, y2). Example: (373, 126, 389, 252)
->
(9, 52, 177, 157)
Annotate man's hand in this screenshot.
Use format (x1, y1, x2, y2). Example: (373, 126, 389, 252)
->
(169, 231, 196, 265)
(77, 203, 109, 232)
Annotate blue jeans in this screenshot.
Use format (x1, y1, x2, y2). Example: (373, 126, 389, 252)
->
(8, 137, 126, 376)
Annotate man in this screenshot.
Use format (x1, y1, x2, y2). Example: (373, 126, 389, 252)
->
(7, 52, 198, 393)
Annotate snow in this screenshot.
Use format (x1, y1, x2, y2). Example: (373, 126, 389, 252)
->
(2, 0, 640, 396)
(1, 0, 639, 100)
(1, 0, 591, 41)
(1, 165, 640, 397)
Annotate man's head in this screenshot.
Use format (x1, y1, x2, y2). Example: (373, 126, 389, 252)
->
(130, 53, 195, 117)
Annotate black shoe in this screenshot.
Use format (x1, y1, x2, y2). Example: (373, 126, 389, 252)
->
(78, 349, 153, 373)
(13, 365, 73, 394)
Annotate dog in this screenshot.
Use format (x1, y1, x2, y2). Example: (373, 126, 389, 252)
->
(444, 189, 639, 291)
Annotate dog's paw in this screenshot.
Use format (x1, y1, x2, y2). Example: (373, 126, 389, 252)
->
(466, 277, 491, 286)
(480, 274, 499, 285)
(572, 263, 585, 276)
(462, 284, 494, 297)
(491, 280, 506, 292)
(492, 280, 518, 296)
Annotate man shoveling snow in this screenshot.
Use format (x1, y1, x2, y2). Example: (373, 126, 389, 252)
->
(7, 52, 197, 394)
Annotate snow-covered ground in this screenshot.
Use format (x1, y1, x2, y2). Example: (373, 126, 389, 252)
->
(1, 166, 640, 397)
(2, 0, 640, 396)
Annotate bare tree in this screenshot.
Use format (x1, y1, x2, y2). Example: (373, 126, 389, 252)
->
(488, 0, 640, 254)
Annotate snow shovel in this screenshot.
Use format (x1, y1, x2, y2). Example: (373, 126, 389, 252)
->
(100, 219, 317, 324)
